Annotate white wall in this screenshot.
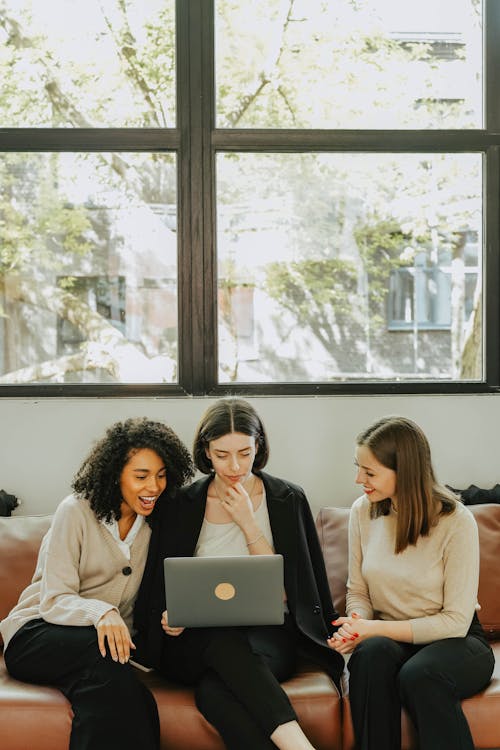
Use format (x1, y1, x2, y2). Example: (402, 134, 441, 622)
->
(1, 393, 498, 518)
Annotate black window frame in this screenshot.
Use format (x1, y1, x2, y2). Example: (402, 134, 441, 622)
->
(0, 0, 499, 398)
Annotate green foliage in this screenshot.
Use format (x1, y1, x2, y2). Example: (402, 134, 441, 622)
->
(0, 154, 92, 279)
(354, 218, 415, 304)
(266, 258, 357, 312)
(265, 258, 358, 353)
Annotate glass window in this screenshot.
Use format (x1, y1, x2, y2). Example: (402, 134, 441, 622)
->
(2, 0, 499, 396)
(0, 0, 175, 127)
(216, 152, 482, 382)
(0, 152, 178, 384)
(216, 0, 482, 129)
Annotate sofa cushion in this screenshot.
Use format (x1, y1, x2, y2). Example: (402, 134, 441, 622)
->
(141, 662, 342, 750)
(0, 515, 52, 647)
(315, 507, 349, 617)
(468, 504, 500, 638)
(315, 503, 500, 638)
(0, 655, 73, 750)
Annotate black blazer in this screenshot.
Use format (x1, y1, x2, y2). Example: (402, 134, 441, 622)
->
(134, 472, 342, 681)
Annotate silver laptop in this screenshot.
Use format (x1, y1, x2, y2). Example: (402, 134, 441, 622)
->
(163, 554, 285, 627)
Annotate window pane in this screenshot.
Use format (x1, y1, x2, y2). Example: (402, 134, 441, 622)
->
(216, 152, 482, 383)
(0, 153, 178, 384)
(216, 0, 482, 129)
(0, 0, 175, 127)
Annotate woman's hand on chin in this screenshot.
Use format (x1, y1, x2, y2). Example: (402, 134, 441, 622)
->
(219, 481, 255, 529)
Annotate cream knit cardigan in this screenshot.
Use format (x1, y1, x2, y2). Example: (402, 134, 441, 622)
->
(0, 494, 151, 650)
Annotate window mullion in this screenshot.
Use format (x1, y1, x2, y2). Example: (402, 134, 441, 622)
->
(177, 0, 216, 396)
(485, 0, 500, 131)
(485, 146, 500, 386)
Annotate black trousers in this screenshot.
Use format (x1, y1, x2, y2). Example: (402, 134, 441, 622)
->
(4, 619, 160, 750)
(159, 617, 300, 750)
(347, 634, 495, 750)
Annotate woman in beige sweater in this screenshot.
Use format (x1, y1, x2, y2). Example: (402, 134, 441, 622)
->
(328, 416, 494, 750)
(0, 417, 193, 750)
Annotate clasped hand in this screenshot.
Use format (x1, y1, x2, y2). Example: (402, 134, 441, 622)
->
(97, 609, 135, 663)
(327, 613, 372, 655)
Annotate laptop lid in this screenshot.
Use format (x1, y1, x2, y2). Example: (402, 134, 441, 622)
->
(163, 554, 285, 628)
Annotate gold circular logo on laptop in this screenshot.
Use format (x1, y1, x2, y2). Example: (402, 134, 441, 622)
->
(214, 582, 236, 600)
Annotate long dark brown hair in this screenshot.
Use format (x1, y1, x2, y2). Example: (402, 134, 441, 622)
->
(357, 416, 459, 553)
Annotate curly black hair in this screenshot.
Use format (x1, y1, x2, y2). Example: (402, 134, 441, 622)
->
(72, 417, 194, 522)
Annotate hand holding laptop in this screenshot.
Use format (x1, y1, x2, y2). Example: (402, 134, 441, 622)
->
(161, 609, 184, 637)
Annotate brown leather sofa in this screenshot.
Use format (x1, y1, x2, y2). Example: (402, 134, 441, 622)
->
(1, 503, 499, 750)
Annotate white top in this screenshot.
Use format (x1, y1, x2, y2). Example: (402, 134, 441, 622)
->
(195, 488, 274, 557)
(101, 514, 145, 560)
(346, 495, 480, 644)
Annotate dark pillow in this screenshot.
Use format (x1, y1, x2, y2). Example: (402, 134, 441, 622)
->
(0, 489, 19, 517)
(446, 484, 500, 505)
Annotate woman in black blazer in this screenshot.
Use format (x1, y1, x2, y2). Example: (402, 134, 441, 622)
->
(134, 398, 343, 750)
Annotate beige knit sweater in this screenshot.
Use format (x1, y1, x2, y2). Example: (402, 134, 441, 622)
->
(0, 494, 151, 650)
(346, 495, 479, 644)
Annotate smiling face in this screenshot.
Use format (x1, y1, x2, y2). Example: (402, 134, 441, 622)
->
(119, 447, 167, 518)
(355, 444, 397, 504)
(206, 431, 257, 487)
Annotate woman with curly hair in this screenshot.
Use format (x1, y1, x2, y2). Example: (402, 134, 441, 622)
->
(0, 417, 193, 750)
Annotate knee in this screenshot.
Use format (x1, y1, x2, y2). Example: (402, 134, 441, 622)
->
(85, 655, 139, 694)
(349, 636, 400, 676)
(195, 674, 223, 720)
(398, 658, 441, 703)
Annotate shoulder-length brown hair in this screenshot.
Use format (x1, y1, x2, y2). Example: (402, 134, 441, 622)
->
(357, 416, 459, 553)
(193, 398, 270, 474)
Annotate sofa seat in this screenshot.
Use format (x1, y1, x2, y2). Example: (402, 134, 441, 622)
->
(462, 641, 500, 750)
(0, 654, 72, 750)
(0, 652, 342, 750)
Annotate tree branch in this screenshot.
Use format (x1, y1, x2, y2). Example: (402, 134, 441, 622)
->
(1, 11, 131, 178)
(0, 350, 114, 384)
(4, 276, 175, 382)
(225, 0, 296, 126)
(98, 0, 167, 127)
